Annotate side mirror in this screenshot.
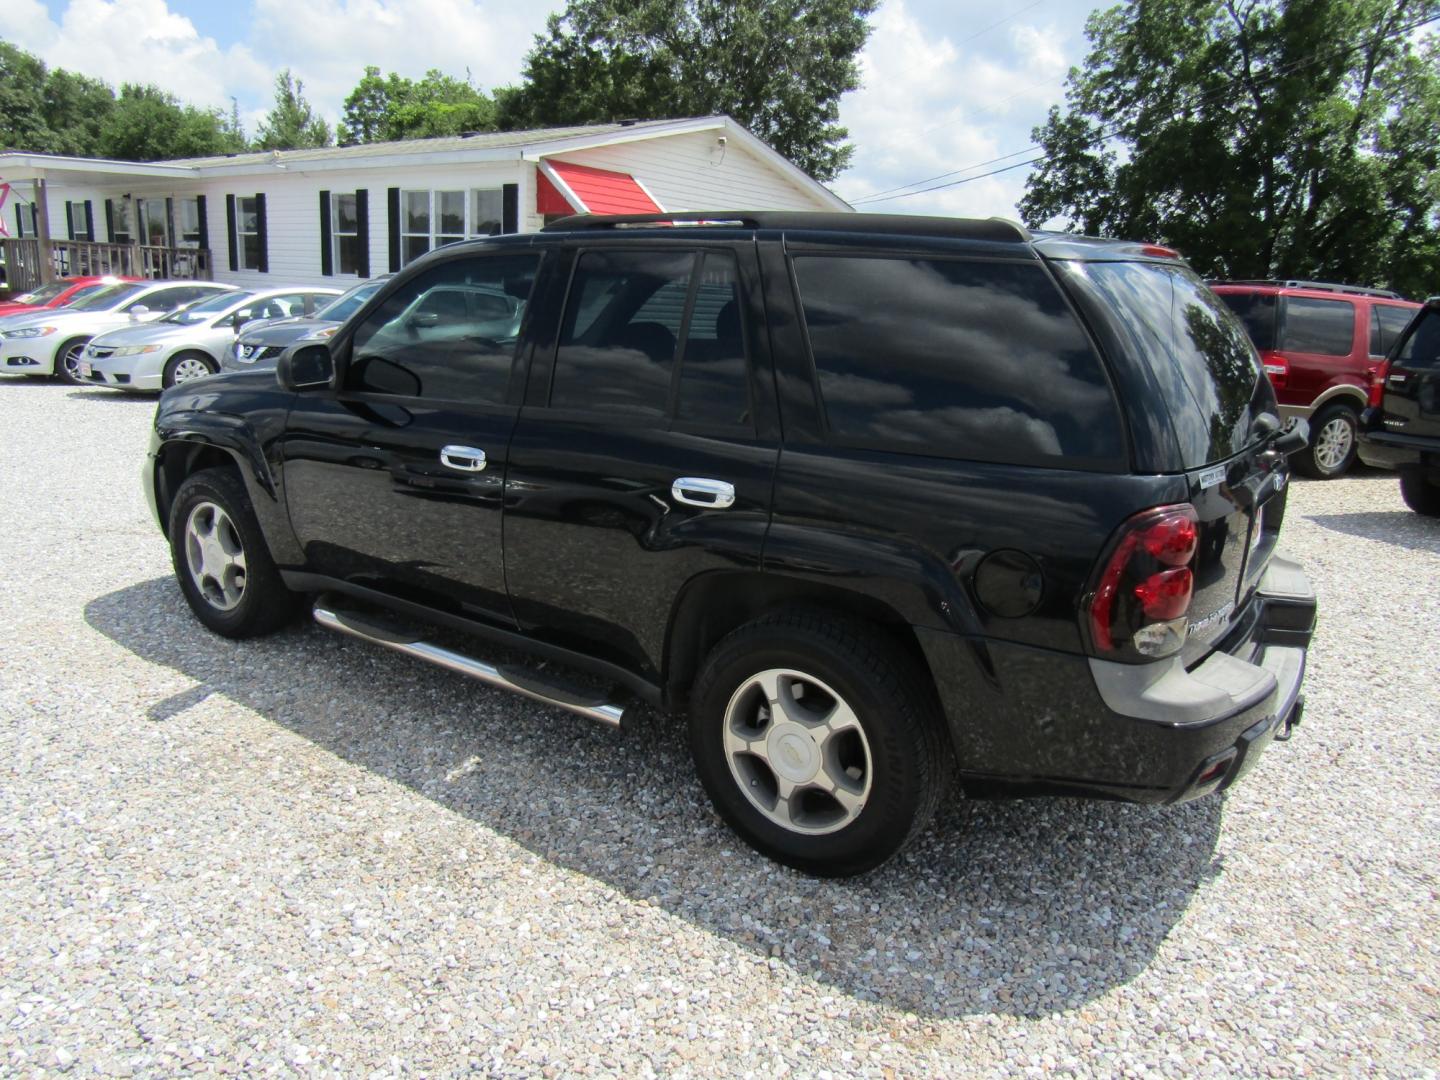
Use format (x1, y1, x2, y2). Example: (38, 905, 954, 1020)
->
(1274, 417, 1310, 456)
(128, 304, 150, 321)
(276, 342, 334, 391)
(408, 310, 441, 330)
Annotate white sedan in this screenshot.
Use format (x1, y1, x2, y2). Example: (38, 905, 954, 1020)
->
(79, 287, 340, 392)
(0, 280, 237, 383)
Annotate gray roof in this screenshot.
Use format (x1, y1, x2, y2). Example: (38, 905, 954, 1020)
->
(163, 119, 697, 169)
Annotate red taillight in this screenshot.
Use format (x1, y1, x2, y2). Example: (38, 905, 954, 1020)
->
(1261, 352, 1288, 388)
(1138, 244, 1180, 259)
(1368, 358, 1390, 407)
(1088, 505, 1200, 658)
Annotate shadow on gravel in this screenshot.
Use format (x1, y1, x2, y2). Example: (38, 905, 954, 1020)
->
(65, 389, 160, 404)
(86, 576, 1222, 1021)
(1305, 511, 1440, 553)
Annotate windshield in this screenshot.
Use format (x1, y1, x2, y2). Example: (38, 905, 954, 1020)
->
(61, 283, 116, 307)
(162, 290, 256, 325)
(13, 282, 69, 305)
(70, 283, 146, 311)
(316, 281, 383, 323)
(1082, 261, 1273, 467)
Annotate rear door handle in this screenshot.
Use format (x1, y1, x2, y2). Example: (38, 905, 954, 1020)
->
(671, 477, 735, 509)
(440, 445, 487, 472)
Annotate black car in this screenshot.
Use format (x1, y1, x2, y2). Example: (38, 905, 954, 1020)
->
(220, 275, 390, 372)
(143, 212, 1316, 876)
(1359, 297, 1440, 515)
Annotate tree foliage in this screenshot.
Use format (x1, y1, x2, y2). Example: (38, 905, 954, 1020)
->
(0, 40, 244, 160)
(338, 66, 496, 144)
(495, 0, 875, 182)
(1020, 0, 1440, 296)
(256, 69, 332, 151)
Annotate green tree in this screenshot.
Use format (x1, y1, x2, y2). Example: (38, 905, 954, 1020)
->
(338, 65, 496, 144)
(0, 41, 61, 153)
(1020, 0, 1440, 296)
(496, 0, 875, 182)
(43, 68, 116, 156)
(100, 84, 241, 161)
(256, 69, 332, 151)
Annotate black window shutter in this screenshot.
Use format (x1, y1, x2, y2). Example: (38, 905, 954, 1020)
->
(65, 202, 75, 240)
(319, 190, 333, 276)
(355, 189, 370, 278)
(502, 183, 518, 234)
(225, 194, 238, 271)
(164, 197, 175, 248)
(255, 193, 268, 273)
(387, 187, 400, 272)
(16, 206, 24, 238)
(84, 201, 95, 242)
(196, 196, 208, 251)
(105, 199, 116, 242)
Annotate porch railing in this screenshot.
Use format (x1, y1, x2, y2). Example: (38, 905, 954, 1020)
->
(1, 238, 214, 294)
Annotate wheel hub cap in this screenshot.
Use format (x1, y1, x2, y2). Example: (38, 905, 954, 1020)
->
(767, 723, 821, 784)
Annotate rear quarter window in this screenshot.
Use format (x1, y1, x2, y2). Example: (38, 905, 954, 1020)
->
(1218, 292, 1277, 351)
(791, 255, 1124, 468)
(1280, 296, 1355, 356)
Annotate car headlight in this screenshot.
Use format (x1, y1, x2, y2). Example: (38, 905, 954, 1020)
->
(111, 344, 163, 356)
(7, 326, 57, 339)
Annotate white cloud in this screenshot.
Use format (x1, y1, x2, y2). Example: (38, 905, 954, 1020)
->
(834, 0, 1076, 219)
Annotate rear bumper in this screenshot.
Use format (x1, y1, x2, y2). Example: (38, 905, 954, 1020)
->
(919, 553, 1316, 804)
(1357, 416, 1438, 471)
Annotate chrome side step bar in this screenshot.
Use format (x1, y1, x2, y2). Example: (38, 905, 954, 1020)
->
(312, 598, 625, 728)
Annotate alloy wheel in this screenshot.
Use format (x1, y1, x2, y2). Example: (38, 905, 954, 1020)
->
(1313, 415, 1354, 473)
(184, 501, 247, 611)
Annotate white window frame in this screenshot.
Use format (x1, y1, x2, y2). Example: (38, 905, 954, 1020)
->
(66, 201, 93, 241)
(399, 187, 506, 266)
(109, 199, 133, 244)
(177, 197, 202, 248)
(236, 196, 261, 270)
(332, 193, 361, 275)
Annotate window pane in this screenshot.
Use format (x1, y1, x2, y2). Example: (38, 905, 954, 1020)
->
(337, 234, 362, 275)
(242, 233, 262, 270)
(403, 190, 430, 234)
(436, 234, 465, 249)
(1375, 304, 1417, 356)
(472, 189, 503, 236)
(795, 256, 1123, 463)
(334, 193, 358, 234)
(238, 198, 258, 233)
(675, 251, 750, 427)
(402, 236, 430, 266)
(1395, 310, 1440, 372)
(551, 250, 693, 418)
(348, 253, 540, 403)
(1280, 297, 1354, 356)
(437, 190, 465, 235)
(1218, 292, 1276, 351)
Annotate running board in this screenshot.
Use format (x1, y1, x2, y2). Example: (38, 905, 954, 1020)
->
(312, 597, 626, 728)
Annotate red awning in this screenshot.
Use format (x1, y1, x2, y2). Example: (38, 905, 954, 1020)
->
(537, 161, 662, 216)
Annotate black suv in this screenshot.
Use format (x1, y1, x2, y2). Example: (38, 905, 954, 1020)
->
(1359, 297, 1440, 515)
(144, 213, 1316, 876)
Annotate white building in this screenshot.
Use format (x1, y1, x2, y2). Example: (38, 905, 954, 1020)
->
(0, 115, 850, 292)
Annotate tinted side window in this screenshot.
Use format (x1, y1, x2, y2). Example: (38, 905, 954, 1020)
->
(551, 250, 692, 418)
(675, 252, 750, 427)
(793, 256, 1122, 464)
(347, 254, 538, 403)
(1374, 304, 1417, 357)
(1395, 309, 1440, 371)
(1218, 292, 1277, 351)
(1280, 297, 1354, 356)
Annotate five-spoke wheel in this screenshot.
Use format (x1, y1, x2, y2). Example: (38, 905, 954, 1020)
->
(183, 501, 248, 611)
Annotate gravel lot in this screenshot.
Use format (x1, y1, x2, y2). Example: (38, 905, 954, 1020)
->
(1, 379, 1437, 1077)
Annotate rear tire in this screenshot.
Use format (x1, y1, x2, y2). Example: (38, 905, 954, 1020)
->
(688, 611, 951, 877)
(53, 338, 90, 385)
(1399, 470, 1440, 517)
(168, 467, 299, 638)
(1293, 403, 1358, 479)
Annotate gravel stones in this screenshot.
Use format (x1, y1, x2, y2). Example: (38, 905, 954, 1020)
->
(1, 381, 1437, 1076)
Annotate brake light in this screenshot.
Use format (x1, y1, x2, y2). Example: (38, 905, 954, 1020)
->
(1368, 358, 1390, 407)
(1088, 504, 1200, 659)
(1261, 352, 1288, 388)
(1138, 244, 1180, 259)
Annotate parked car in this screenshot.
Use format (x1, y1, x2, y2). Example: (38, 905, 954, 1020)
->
(144, 212, 1316, 876)
(1359, 297, 1440, 516)
(221, 276, 391, 373)
(0, 280, 236, 383)
(79, 287, 340, 392)
(0, 275, 140, 319)
(1210, 280, 1421, 479)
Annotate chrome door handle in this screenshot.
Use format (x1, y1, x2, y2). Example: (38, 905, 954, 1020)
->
(440, 445, 487, 472)
(671, 477, 735, 509)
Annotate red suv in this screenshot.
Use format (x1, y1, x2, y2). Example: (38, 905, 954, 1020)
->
(1211, 281, 1420, 478)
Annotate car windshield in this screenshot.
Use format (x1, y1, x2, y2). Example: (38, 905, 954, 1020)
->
(162, 290, 256, 325)
(315, 281, 383, 323)
(13, 282, 69, 305)
(61, 283, 117, 307)
(69, 283, 146, 311)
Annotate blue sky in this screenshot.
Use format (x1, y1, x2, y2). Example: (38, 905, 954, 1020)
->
(11, 0, 1101, 217)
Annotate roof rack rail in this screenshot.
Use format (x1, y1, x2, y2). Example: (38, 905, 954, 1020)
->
(541, 211, 1031, 243)
(1209, 278, 1402, 300)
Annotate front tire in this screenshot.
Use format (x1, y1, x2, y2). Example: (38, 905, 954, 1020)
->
(688, 611, 951, 877)
(53, 338, 90, 385)
(1399, 470, 1440, 517)
(1294, 403, 1358, 479)
(168, 467, 298, 637)
(164, 351, 217, 388)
